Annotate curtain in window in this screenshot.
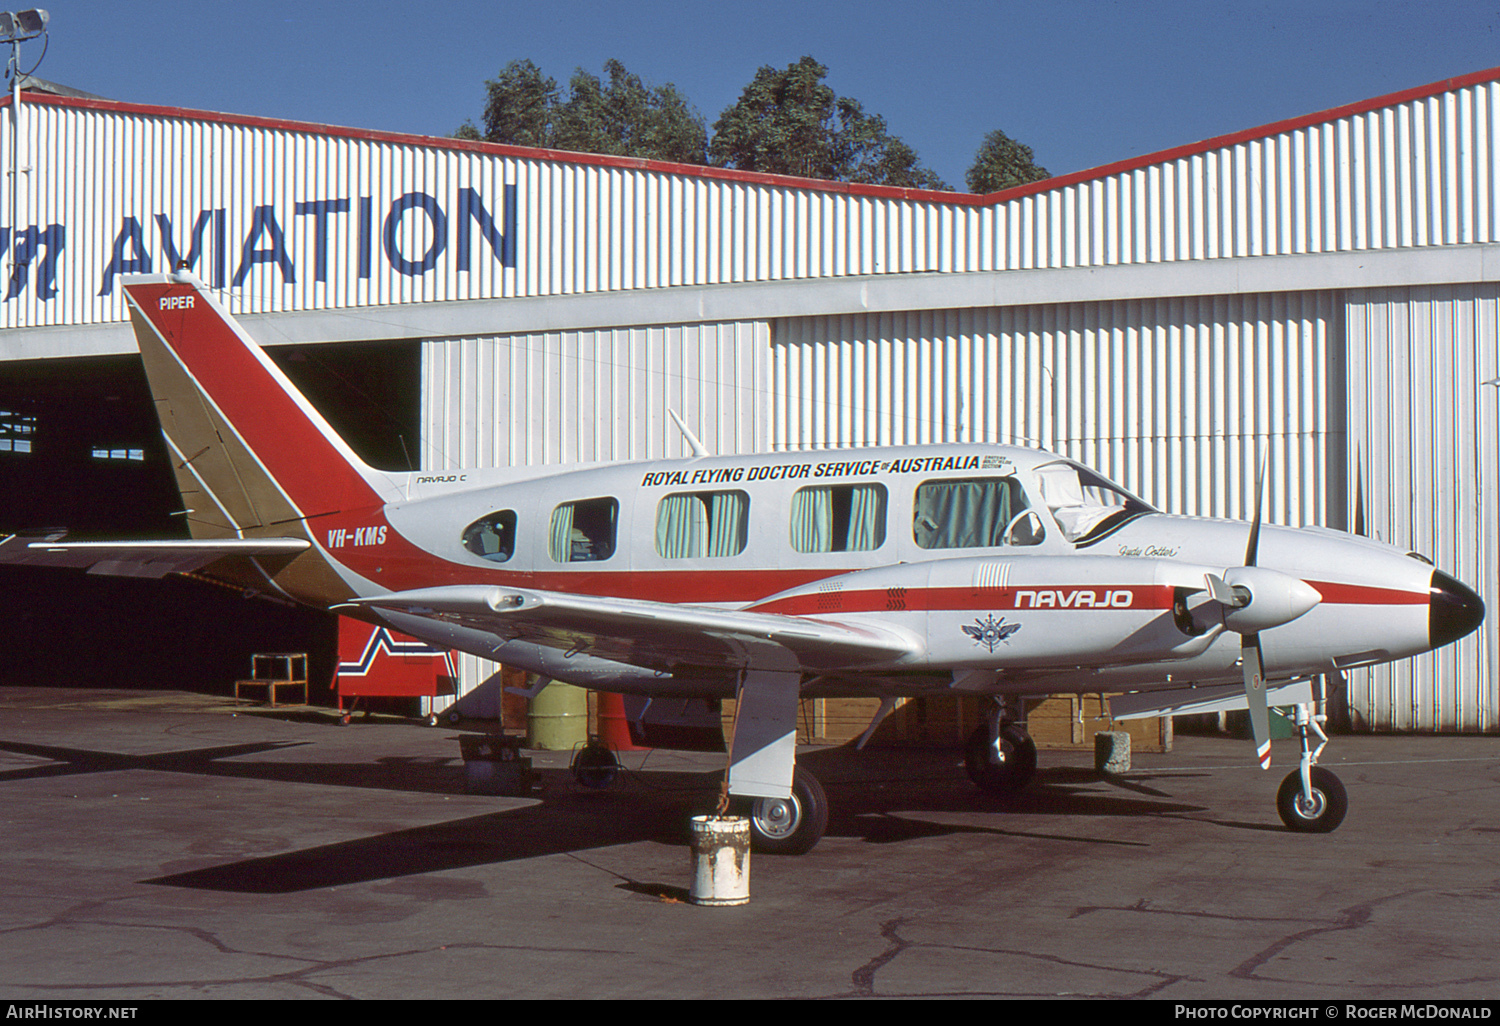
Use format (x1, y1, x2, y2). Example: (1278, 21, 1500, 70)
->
(844, 484, 884, 551)
(657, 494, 708, 558)
(791, 487, 833, 552)
(549, 503, 575, 563)
(707, 491, 748, 557)
(913, 479, 1017, 549)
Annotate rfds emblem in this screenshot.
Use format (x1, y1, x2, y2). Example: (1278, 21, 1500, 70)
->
(962, 614, 1021, 652)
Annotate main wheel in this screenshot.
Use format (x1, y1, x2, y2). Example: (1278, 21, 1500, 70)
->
(1277, 767, 1348, 833)
(743, 768, 828, 856)
(965, 722, 1038, 794)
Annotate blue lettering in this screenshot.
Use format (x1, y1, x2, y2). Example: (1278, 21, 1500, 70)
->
(9, 224, 64, 300)
(294, 197, 350, 282)
(358, 195, 372, 279)
(155, 209, 225, 288)
(456, 185, 516, 270)
(233, 204, 295, 285)
(97, 217, 151, 296)
(383, 192, 446, 276)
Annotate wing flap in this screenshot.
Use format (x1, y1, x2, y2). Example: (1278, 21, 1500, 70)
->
(342, 585, 921, 673)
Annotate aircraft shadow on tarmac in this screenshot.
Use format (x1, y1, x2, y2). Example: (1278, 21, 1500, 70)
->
(0, 737, 1210, 893)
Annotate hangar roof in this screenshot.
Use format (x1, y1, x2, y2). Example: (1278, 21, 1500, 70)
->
(5, 64, 1500, 358)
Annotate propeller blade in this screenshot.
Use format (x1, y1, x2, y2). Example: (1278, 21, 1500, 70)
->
(1242, 634, 1272, 770)
(1245, 455, 1267, 568)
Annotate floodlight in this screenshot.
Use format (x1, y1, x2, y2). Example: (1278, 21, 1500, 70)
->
(0, 9, 46, 43)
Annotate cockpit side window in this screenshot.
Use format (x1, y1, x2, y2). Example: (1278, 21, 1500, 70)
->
(1034, 462, 1155, 545)
(462, 510, 517, 562)
(912, 477, 1041, 548)
(549, 497, 618, 563)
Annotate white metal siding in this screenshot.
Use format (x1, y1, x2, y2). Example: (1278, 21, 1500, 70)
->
(8, 76, 1500, 331)
(419, 319, 770, 702)
(420, 321, 769, 470)
(771, 293, 1340, 529)
(1344, 285, 1499, 730)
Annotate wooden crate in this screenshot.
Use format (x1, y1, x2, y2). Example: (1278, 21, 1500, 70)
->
(720, 694, 1169, 752)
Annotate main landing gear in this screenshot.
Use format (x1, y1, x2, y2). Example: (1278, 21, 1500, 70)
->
(964, 700, 1037, 795)
(739, 768, 829, 856)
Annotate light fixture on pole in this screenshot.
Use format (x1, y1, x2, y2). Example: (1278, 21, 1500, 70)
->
(1, 9, 47, 286)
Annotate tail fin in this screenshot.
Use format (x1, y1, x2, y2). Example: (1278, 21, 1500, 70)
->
(122, 271, 395, 603)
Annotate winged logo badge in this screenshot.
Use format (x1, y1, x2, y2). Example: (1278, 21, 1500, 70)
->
(962, 614, 1022, 652)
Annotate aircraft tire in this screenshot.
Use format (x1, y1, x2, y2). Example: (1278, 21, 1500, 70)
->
(742, 768, 828, 856)
(965, 723, 1037, 794)
(1276, 767, 1348, 833)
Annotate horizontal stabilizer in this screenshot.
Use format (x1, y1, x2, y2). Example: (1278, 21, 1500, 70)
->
(1109, 678, 1313, 720)
(0, 535, 309, 579)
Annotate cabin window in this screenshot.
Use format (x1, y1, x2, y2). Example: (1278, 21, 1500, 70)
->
(549, 497, 618, 563)
(1034, 462, 1154, 544)
(913, 477, 1041, 549)
(655, 490, 750, 558)
(461, 509, 517, 562)
(790, 483, 887, 553)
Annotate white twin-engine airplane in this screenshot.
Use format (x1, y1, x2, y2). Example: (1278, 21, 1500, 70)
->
(0, 270, 1485, 855)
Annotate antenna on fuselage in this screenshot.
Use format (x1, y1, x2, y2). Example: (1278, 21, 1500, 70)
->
(668, 409, 711, 457)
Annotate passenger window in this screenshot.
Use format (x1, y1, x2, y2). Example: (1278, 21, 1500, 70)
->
(913, 477, 1039, 549)
(656, 491, 750, 558)
(790, 483, 887, 553)
(462, 509, 517, 562)
(549, 497, 618, 563)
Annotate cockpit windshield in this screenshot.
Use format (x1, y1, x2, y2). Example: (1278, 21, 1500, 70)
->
(1033, 461, 1155, 545)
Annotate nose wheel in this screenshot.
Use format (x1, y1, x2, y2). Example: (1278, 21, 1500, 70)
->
(1276, 693, 1347, 833)
(1277, 766, 1347, 832)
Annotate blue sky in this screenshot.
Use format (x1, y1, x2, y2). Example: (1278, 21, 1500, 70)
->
(28, 1, 1500, 191)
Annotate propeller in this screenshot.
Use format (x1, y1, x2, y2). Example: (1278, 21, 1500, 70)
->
(1240, 460, 1273, 770)
(1199, 459, 1321, 770)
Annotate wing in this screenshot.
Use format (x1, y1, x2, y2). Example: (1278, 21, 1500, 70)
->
(341, 584, 922, 674)
(0, 533, 310, 579)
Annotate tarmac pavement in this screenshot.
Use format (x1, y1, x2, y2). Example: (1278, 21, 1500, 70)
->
(1, 685, 1497, 1000)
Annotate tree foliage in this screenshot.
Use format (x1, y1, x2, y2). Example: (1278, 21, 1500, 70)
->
(466, 58, 707, 165)
(459, 55, 1050, 197)
(965, 129, 1050, 194)
(708, 56, 949, 190)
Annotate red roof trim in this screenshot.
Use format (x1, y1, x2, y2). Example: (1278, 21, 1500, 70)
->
(14, 65, 1500, 208)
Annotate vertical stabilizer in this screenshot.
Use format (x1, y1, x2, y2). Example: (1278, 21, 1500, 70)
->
(121, 271, 395, 604)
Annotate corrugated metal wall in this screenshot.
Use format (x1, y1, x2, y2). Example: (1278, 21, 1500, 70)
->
(771, 293, 1340, 528)
(9, 74, 1500, 330)
(1344, 285, 1499, 730)
(420, 320, 770, 696)
(421, 320, 768, 469)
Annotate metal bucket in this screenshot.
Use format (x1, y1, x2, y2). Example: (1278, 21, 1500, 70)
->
(527, 681, 587, 750)
(688, 816, 750, 906)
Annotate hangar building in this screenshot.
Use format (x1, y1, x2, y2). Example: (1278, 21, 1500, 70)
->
(0, 67, 1495, 731)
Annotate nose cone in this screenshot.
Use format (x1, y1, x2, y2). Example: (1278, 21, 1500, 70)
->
(1430, 570, 1485, 649)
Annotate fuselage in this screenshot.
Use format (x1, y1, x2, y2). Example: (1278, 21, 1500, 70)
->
(292, 442, 1477, 699)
